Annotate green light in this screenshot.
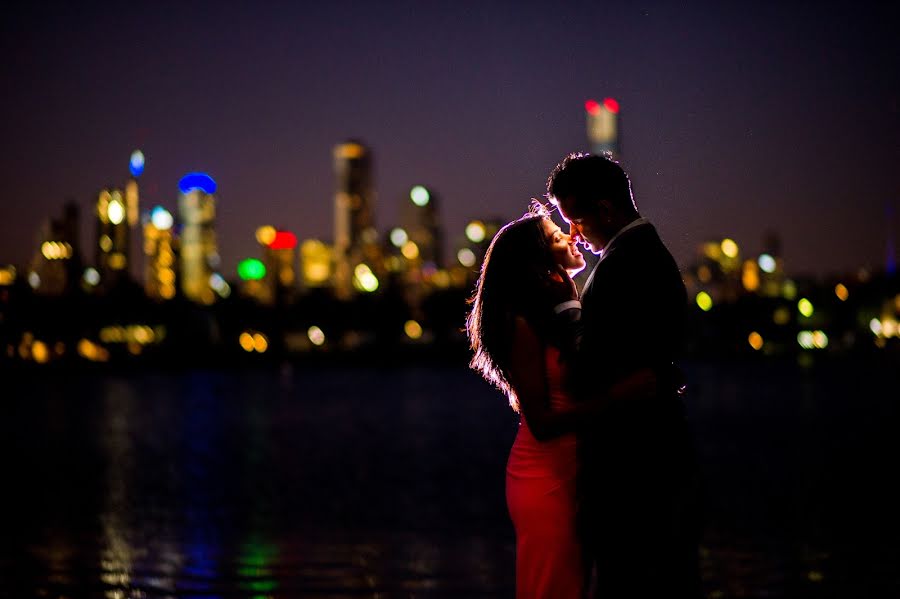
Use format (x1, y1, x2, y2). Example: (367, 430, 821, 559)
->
(238, 258, 266, 281)
(798, 298, 814, 318)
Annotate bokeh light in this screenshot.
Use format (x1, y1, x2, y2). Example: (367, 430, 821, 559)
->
(238, 258, 266, 281)
(107, 199, 125, 225)
(720, 239, 739, 259)
(239, 332, 254, 352)
(353, 263, 379, 292)
(129, 150, 145, 177)
(268, 230, 297, 250)
(758, 253, 776, 273)
(798, 298, 814, 318)
(466, 221, 486, 243)
(696, 291, 713, 312)
(390, 228, 408, 248)
(834, 283, 849, 301)
(256, 225, 277, 246)
(748, 331, 764, 351)
(404, 320, 423, 340)
(83, 267, 100, 286)
(401, 241, 419, 260)
(252, 332, 268, 353)
(870, 318, 882, 336)
(308, 326, 325, 346)
(457, 248, 476, 268)
(410, 186, 430, 206)
(150, 206, 173, 230)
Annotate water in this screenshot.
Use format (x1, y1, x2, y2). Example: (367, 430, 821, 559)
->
(2, 357, 898, 598)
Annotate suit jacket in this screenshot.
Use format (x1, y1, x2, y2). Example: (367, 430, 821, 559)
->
(560, 221, 690, 503)
(578, 221, 685, 389)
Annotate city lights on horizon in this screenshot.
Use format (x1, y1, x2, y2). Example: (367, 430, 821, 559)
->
(5, 135, 900, 368)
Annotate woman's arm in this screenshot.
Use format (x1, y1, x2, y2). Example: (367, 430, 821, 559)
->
(507, 316, 657, 442)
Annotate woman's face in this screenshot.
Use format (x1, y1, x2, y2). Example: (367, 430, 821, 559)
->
(542, 218, 586, 276)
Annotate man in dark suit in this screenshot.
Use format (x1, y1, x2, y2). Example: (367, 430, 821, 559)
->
(547, 152, 702, 598)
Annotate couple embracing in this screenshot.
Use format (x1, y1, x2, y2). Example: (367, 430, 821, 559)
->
(467, 153, 702, 598)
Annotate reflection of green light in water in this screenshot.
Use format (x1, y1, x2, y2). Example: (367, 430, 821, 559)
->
(238, 539, 278, 594)
(238, 566, 272, 577)
(248, 579, 277, 592)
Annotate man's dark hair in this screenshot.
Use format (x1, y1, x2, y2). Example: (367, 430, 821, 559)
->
(546, 152, 637, 215)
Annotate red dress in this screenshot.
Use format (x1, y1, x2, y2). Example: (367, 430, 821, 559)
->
(506, 346, 583, 598)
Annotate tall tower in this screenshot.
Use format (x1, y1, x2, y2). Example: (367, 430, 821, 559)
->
(96, 187, 130, 290)
(177, 172, 219, 305)
(333, 140, 380, 298)
(400, 185, 444, 269)
(144, 206, 177, 301)
(585, 98, 621, 158)
(126, 150, 144, 282)
(28, 201, 82, 296)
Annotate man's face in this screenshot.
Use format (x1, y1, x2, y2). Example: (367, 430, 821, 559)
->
(555, 196, 608, 255)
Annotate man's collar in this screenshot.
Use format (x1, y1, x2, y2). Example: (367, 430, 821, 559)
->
(598, 217, 651, 263)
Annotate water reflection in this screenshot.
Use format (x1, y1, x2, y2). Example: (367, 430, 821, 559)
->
(4, 360, 899, 597)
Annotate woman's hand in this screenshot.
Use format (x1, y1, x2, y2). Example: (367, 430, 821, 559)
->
(541, 264, 578, 308)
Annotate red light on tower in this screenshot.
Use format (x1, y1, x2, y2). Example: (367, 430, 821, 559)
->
(603, 97, 619, 114)
(268, 230, 298, 250)
(585, 99, 601, 116)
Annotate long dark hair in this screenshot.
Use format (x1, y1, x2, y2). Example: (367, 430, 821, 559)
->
(466, 203, 558, 411)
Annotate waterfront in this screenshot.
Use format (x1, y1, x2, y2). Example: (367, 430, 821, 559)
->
(3, 356, 899, 598)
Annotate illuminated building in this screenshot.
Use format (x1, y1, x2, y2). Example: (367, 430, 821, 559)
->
(144, 206, 177, 300)
(177, 172, 219, 305)
(333, 140, 382, 298)
(96, 187, 131, 290)
(126, 149, 144, 281)
(237, 257, 268, 302)
(29, 201, 82, 296)
(400, 185, 444, 269)
(300, 239, 333, 289)
(585, 97, 620, 158)
(758, 231, 786, 298)
(264, 230, 298, 305)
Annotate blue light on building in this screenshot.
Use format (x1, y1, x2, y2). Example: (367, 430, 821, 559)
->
(179, 172, 217, 195)
(129, 150, 145, 177)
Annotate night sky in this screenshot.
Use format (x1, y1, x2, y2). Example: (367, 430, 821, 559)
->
(2, 1, 898, 277)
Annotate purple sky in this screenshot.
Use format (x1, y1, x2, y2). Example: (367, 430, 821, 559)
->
(2, 1, 898, 277)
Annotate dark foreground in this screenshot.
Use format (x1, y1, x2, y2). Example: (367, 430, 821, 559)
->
(2, 356, 899, 598)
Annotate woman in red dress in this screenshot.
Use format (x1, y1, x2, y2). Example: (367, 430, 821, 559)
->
(466, 204, 651, 598)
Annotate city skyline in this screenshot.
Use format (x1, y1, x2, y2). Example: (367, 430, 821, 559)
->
(2, 2, 898, 277)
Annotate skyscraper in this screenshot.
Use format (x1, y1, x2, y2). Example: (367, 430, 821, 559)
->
(126, 149, 144, 282)
(399, 185, 444, 269)
(585, 98, 620, 158)
(96, 187, 130, 290)
(333, 140, 381, 298)
(177, 172, 219, 305)
(144, 205, 177, 301)
(29, 201, 81, 296)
